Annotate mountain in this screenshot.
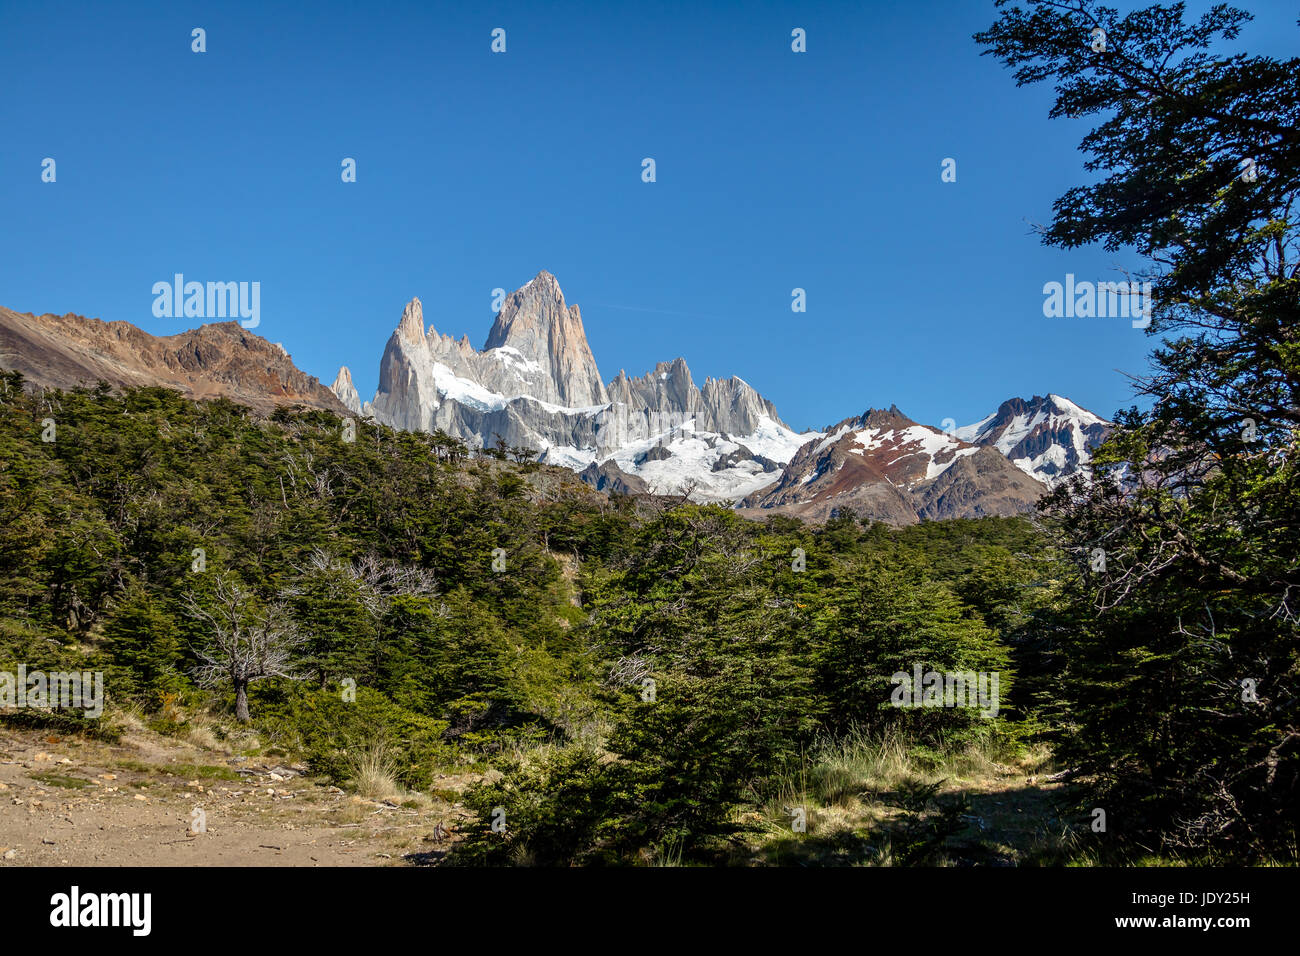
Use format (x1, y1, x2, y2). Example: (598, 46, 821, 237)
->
(954, 394, 1111, 488)
(331, 366, 362, 415)
(578, 460, 650, 496)
(347, 271, 811, 500)
(0, 288, 1112, 525)
(0, 305, 348, 415)
(337, 273, 1113, 512)
(739, 406, 1048, 524)
(483, 272, 608, 408)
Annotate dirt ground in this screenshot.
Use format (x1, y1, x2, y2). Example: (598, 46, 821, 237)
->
(0, 725, 475, 867)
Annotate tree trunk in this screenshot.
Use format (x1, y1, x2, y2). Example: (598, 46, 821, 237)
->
(234, 679, 250, 722)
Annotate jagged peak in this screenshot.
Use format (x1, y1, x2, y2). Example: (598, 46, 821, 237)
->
(703, 373, 757, 391)
(621, 357, 694, 386)
(476, 272, 607, 407)
(525, 269, 560, 289)
(990, 393, 1109, 425)
(332, 366, 354, 389)
(643, 357, 690, 376)
(397, 297, 425, 344)
(498, 270, 565, 308)
(850, 405, 915, 431)
(486, 273, 574, 345)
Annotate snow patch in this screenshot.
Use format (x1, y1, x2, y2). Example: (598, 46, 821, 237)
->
(596, 414, 816, 502)
(488, 345, 545, 376)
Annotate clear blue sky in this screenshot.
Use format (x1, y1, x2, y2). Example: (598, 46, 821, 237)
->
(3, 0, 1294, 432)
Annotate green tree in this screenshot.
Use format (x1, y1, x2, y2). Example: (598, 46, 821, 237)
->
(101, 583, 186, 709)
(978, 0, 1300, 856)
(815, 557, 1011, 742)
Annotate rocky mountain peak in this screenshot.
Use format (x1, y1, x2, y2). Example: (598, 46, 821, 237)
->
(817, 405, 916, 437)
(483, 271, 606, 407)
(955, 393, 1111, 488)
(330, 366, 362, 414)
(397, 298, 425, 345)
(740, 403, 1044, 525)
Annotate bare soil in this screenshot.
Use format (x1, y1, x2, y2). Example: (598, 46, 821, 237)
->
(0, 725, 476, 867)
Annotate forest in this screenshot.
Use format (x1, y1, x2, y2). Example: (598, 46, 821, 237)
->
(0, 366, 1292, 864)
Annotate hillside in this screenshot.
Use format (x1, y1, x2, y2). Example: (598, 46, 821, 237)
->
(0, 306, 347, 415)
(0, 375, 1088, 865)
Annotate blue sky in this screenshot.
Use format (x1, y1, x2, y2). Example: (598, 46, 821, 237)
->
(3, 0, 1295, 432)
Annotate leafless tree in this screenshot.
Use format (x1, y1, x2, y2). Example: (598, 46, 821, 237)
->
(291, 547, 437, 617)
(605, 654, 653, 690)
(184, 576, 306, 722)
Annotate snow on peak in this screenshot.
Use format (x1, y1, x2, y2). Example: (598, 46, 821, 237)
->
(955, 394, 1112, 488)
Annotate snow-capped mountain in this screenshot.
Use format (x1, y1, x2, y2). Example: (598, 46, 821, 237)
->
(1, 275, 1111, 524)
(739, 406, 1047, 525)
(954, 394, 1111, 488)
(338, 271, 811, 500)
(331, 271, 1114, 516)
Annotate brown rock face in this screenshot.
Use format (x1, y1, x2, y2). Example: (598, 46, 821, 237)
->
(917, 446, 1051, 520)
(0, 306, 348, 415)
(740, 406, 1048, 525)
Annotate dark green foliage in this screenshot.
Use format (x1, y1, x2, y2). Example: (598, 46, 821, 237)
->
(0, 384, 600, 737)
(814, 557, 1011, 741)
(978, 0, 1300, 857)
(101, 582, 185, 710)
(252, 682, 449, 790)
(450, 746, 619, 865)
(453, 504, 1031, 864)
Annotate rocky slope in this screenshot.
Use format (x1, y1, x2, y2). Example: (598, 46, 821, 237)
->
(347, 271, 810, 500)
(739, 406, 1048, 524)
(954, 394, 1111, 488)
(0, 306, 348, 415)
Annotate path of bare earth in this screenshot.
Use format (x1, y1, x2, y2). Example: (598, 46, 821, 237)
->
(0, 725, 476, 867)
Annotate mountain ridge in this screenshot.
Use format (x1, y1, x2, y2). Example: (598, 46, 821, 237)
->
(0, 274, 1113, 526)
(739, 406, 1051, 524)
(0, 305, 347, 415)
(351, 272, 811, 501)
(335, 274, 1111, 517)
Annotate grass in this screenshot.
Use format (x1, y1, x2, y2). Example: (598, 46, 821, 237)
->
(114, 759, 240, 781)
(345, 738, 406, 802)
(29, 771, 95, 790)
(747, 726, 1069, 866)
(768, 725, 1008, 810)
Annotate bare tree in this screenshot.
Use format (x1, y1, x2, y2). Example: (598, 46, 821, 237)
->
(292, 547, 438, 618)
(184, 576, 305, 722)
(283, 549, 441, 680)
